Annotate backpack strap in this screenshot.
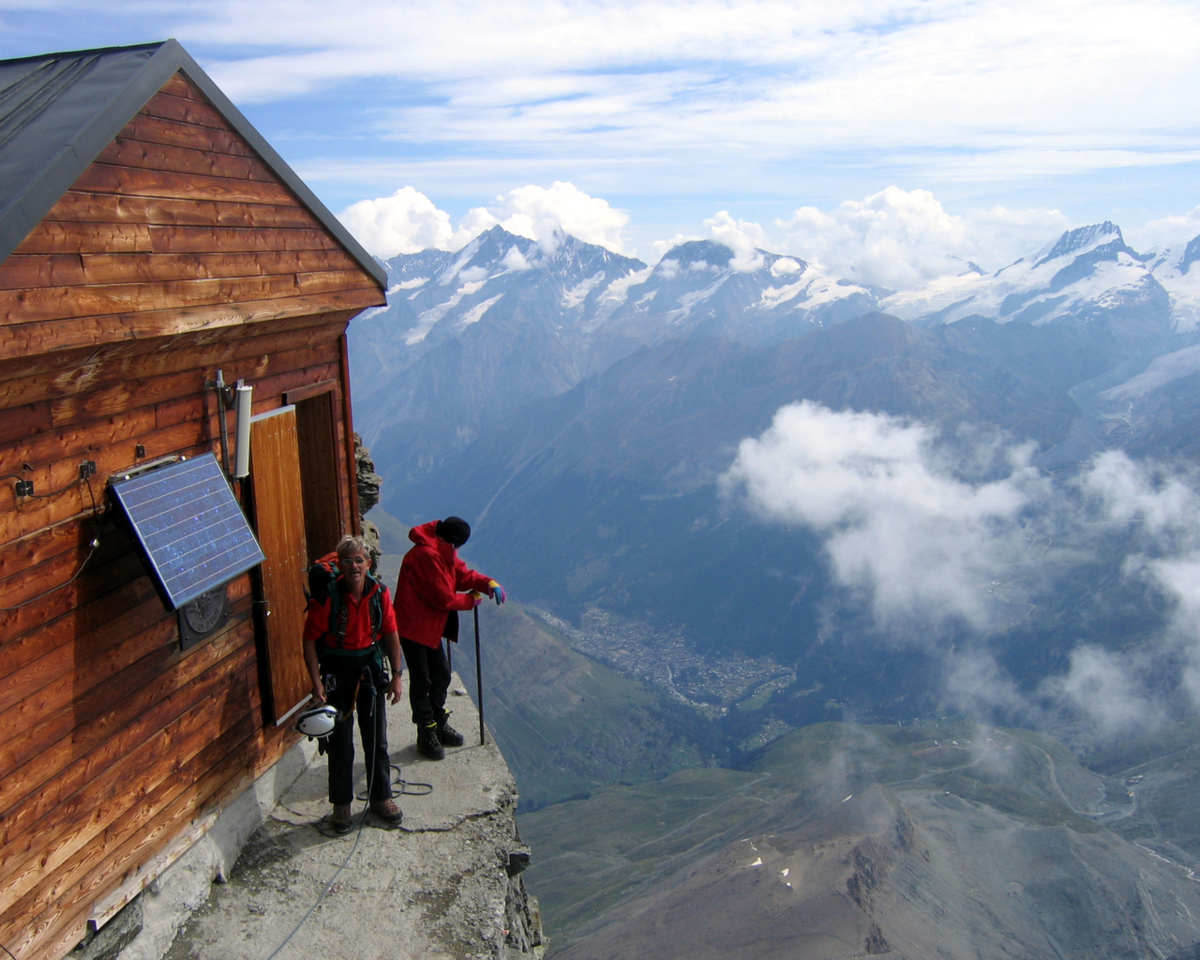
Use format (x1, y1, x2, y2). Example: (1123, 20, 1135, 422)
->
(326, 575, 384, 650)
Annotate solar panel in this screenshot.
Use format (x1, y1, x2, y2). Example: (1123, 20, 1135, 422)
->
(109, 453, 265, 610)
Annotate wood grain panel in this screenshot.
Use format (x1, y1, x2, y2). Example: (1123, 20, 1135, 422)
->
(13, 221, 152, 255)
(0, 651, 262, 923)
(98, 137, 276, 182)
(0, 320, 340, 411)
(0, 287, 382, 360)
(249, 408, 312, 722)
(147, 224, 339, 254)
(295, 391, 343, 560)
(139, 89, 239, 131)
(72, 164, 295, 205)
(40, 340, 336, 427)
(0, 309, 354, 385)
(0, 248, 359, 292)
(337, 332, 360, 531)
(0, 645, 262, 903)
(0, 439, 218, 549)
(0, 274, 311, 325)
(0, 601, 252, 822)
(246, 360, 341, 413)
(158, 72, 203, 101)
(0, 656, 256, 892)
(0, 618, 253, 815)
(38, 191, 317, 228)
(0, 572, 158, 687)
(117, 112, 258, 158)
(4, 677, 293, 960)
(0, 399, 51, 443)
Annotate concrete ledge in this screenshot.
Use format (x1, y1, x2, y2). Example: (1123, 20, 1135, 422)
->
(113, 675, 543, 960)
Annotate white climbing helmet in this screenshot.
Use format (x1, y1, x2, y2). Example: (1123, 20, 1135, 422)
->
(295, 703, 341, 738)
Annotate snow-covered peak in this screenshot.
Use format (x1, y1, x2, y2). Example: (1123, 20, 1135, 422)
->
(1149, 232, 1200, 332)
(1033, 221, 1125, 267)
(883, 222, 1167, 330)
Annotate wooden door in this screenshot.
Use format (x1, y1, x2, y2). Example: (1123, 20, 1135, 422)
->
(249, 406, 311, 724)
(295, 391, 343, 561)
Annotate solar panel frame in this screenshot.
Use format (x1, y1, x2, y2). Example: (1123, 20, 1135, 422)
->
(109, 452, 265, 610)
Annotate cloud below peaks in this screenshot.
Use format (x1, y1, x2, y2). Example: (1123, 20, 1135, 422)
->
(721, 401, 1046, 633)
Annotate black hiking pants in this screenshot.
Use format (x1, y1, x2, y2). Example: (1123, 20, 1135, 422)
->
(319, 649, 393, 805)
(400, 637, 450, 727)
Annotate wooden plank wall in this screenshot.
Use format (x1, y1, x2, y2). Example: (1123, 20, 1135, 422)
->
(0, 72, 383, 959)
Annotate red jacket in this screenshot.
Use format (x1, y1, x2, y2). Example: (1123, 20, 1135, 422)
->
(303, 577, 397, 651)
(393, 520, 493, 649)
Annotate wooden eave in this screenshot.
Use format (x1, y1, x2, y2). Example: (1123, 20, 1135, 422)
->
(0, 40, 386, 289)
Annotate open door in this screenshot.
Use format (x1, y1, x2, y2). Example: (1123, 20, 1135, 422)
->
(294, 391, 344, 562)
(248, 406, 311, 724)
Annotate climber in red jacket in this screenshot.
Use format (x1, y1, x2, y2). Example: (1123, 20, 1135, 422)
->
(393, 516, 505, 759)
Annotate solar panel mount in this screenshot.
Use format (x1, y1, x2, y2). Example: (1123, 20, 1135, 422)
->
(109, 452, 265, 610)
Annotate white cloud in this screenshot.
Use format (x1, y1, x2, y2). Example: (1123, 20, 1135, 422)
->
(721, 401, 1047, 632)
(166, 0, 1200, 199)
(340, 181, 631, 256)
(776, 187, 1069, 288)
(339, 186, 454, 258)
(502, 246, 532, 271)
(1039, 645, 1167, 738)
(1129, 205, 1200, 253)
(461, 182, 631, 254)
(722, 406, 1200, 735)
(705, 211, 765, 272)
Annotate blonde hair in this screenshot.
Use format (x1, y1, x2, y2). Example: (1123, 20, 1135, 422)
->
(335, 535, 369, 559)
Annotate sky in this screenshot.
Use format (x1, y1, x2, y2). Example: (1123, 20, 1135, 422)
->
(3, 0, 1200, 280)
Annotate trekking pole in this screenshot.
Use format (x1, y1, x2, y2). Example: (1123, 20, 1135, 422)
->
(474, 604, 485, 745)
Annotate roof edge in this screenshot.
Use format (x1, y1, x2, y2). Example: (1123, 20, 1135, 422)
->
(0, 39, 386, 290)
(165, 42, 386, 289)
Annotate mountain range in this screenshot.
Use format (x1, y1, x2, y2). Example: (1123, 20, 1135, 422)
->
(352, 218, 1200, 957)
(354, 219, 1200, 717)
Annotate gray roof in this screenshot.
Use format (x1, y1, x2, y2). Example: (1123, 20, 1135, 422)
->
(0, 40, 385, 287)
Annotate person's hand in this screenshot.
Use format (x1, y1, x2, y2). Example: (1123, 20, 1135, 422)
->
(311, 677, 327, 704)
(387, 673, 403, 705)
(488, 580, 506, 605)
(471, 590, 485, 608)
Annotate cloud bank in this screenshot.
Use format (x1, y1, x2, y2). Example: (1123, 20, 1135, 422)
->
(721, 401, 1047, 632)
(722, 402, 1200, 740)
(341, 182, 630, 258)
(776, 187, 1070, 288)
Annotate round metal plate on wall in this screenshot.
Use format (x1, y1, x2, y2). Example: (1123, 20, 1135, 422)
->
(178, 584, 228, 650)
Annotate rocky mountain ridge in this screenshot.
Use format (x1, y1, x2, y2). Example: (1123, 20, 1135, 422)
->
(350, 219, 1197, 488)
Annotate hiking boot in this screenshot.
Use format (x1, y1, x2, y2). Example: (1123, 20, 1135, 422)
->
(330, 803, 353, 835)
(370, 798, 403, 824)
(437, 712, 465, 748)
(417, 723, 444, 760)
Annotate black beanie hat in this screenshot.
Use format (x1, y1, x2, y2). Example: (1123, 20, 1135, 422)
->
(436, 516, 471, 547)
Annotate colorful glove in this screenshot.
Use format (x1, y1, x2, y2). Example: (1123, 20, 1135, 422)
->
(489, 580, 506, 604)
(470, 591, 485, 608)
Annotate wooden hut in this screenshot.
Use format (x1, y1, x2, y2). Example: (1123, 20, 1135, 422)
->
(0, 41, 387, 959)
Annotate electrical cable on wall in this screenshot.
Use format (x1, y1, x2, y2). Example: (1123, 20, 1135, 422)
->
(0, 536, 100, 612)
(0, 466, 105, 615)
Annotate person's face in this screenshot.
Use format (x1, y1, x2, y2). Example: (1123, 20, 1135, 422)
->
(338, 550, 368, 590)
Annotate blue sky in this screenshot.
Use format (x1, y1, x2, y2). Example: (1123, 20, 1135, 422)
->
(3, 0, 1200, 283)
